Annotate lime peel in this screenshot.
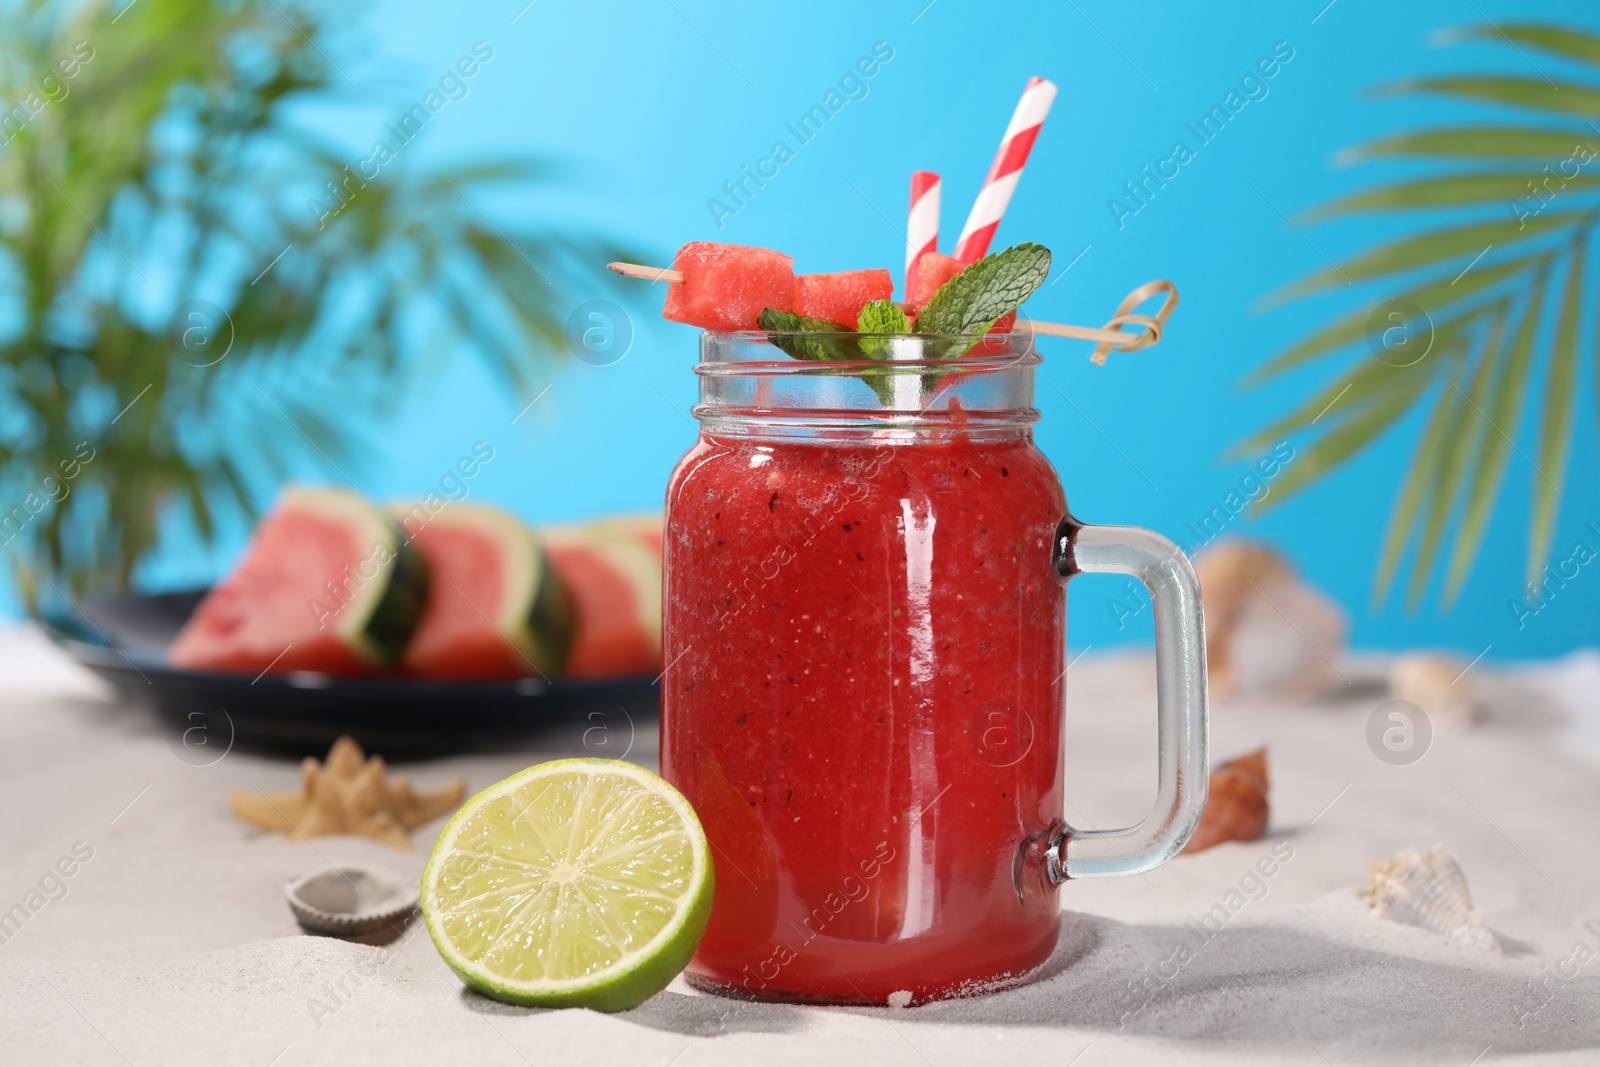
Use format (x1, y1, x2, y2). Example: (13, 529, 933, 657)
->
(420, 758, 713, 1012)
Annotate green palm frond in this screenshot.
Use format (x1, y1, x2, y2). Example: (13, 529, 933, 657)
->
(0, 0, 632, 605)
(1242, 21, 1600, 608)
(1349, 126, 1600, 161)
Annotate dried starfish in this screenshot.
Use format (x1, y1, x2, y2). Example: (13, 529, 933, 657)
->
(1182, 748, 1269, 854)
(232, 736, 465, 848)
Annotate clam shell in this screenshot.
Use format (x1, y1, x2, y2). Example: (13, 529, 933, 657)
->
(285, 866, 417, 938)
(1362, 844, 1499, 952)
(1389, 653, 1484, 726)
(1195, 540, 1347, 702)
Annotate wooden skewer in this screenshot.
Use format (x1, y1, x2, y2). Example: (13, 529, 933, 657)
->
(606, 262, 1178, 362)
(608, 261, 683, 283)
(1083, 278, 1180, 365)
(1020, 317, 1158, 348)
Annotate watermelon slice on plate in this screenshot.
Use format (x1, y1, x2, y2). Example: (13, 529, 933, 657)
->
(591, 513, 663, 558)
(169, 486, 428, 677)
(541, 524, 662, 679)
(397, 503, 574, 680)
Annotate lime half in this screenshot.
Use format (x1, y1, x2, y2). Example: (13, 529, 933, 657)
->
(420, 758, 713, 1012)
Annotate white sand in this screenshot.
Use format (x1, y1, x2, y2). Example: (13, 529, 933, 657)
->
(1, 625, 1597, 1065)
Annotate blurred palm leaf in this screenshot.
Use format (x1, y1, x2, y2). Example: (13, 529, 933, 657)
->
(0, 0, 631, 607)
(1241, 21, 1600, 608)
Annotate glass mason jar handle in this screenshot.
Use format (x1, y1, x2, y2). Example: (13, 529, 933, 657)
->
(1045, 516, 1209, 881)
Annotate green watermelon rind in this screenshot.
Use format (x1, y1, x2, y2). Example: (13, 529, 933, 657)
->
(542, 522, 664, 656)
(282, 486, 431, 668)
(393, 503, 576, 678)
(361, 537, 430, 664)
(524, 539, 576, 675)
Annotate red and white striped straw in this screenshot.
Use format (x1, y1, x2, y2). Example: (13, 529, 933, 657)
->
(952, 76, 1057, 264)
(905, 170, 941, 275)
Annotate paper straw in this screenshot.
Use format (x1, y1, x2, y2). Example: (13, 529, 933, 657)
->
(952, 76, 1057, 264)
(906, 170, 941, 276)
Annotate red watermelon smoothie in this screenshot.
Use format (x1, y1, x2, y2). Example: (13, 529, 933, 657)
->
(662, 334, 1068, 1003)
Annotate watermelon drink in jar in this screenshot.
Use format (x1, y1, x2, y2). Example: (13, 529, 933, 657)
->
(659, 309, 1210, 1003)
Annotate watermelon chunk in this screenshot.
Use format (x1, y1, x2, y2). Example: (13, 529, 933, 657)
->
(906, 254, 1019, 336)
(396, 504, 574, 680)
(169, 486, 428, 676)
(662, 242, 793, 332)
(905, 252, 964, 310)
(792, 269, 894, 330)
(541, 524, 662, 678)
(593, 513, 663, 558)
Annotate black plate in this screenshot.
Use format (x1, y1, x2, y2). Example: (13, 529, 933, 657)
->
(41, 589, 659, 759)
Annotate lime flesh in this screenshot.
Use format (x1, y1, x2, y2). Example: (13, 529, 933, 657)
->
(420, 758, 713, 1011)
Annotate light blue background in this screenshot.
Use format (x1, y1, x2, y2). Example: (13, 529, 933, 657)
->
(27, 0, 1600, 660)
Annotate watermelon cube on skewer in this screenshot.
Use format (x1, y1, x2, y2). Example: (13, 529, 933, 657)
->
(395, 503, 575, 680)
(792, 269, 894, 330)
(662, 242, 794, 332)
(905, 252, 1017, 335)
(905, 252, 964, 310)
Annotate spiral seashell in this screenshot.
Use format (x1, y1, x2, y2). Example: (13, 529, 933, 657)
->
(1182, 748, 1269, 854)
(1362, 844, 1500, 952)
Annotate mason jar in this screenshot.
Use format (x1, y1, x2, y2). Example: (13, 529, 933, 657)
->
(660, 328, 1208, 1004)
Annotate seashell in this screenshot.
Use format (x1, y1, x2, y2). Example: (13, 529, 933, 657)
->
(285, 865, 417, 938)
(1389, 653, 1484, 726)
(233, 736, 465, 848)
(1362, 844, 1499, 952)
(1194, 540, 1347, 702)
(1182, 748, 1269, 854)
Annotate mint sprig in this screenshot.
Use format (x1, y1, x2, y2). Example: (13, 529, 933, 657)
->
(854, 299, 910, 403)
(756, 308, 857, 362)
(753, 242, 1051, 406)
(857, 299, 910, 337)
(914, 242, 1051, 336)
(758, 307, 891, 404)
(856, 298, 910, 363)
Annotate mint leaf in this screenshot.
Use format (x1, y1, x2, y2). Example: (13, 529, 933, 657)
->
(757, 307, 803, 332)
(758, 307, 892, 406)
(856, 299, 911, 370)
(856, 299, 910, 336)
(914, 242, 1051, 337)
(757, 307, 856, 362)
